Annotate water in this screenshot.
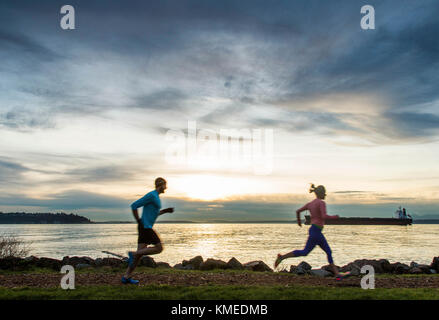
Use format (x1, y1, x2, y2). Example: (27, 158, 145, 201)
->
(1, 224, 438, 268)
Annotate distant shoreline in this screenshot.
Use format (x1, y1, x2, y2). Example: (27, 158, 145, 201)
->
(1, 211, 439, 225)
(93, 220, 439, 224)
(1, 219, 432, 224)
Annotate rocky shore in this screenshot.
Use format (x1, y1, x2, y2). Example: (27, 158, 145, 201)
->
(1, 255, 438, 277)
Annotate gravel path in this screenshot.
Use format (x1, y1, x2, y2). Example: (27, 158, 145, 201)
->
(1, 272, 439, 289)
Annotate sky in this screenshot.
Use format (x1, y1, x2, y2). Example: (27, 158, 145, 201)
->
(1, 0, 439, 221)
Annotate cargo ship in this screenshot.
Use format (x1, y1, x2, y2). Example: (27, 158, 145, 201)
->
(304, 215, 413, 225)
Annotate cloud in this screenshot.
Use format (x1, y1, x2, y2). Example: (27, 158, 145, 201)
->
(383, 112, 439, 138)
(333, 191, 368, 194)
(0, 158, 28, 181)
(0, 31, 59, 63)
(59, 165, 135, 183)
(1, 0, 438, 144)
(0, 190, 128, 210)
(0, 157, 56, 183)
(133, 88, 188, 110)
(1, 0, 439, 220)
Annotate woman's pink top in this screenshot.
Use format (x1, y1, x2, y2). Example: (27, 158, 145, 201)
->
(297, 198, 338, 227)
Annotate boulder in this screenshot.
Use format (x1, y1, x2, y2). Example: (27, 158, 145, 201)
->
(76, 263, 92, 269)
(340, 259, 389, 274)
(139, 256, 157, 268)
(410, 262, 431, 274)
(62, 256, 95, 267)
(409, 267, 422, 274)
(378, 259, 391, 273)
(295, 261, 312, 275)
(430, 257, 439, 272)
(199, 258, 228, 271)
(392, 262, 410, 274)
(182, 256, 203, 270)
(381, 260, 394, 273)
(338, 263, 361, 276)
(243, 261, 273, 272)
(419, 266, 432, 274)
(101, 257, 124, 267)
(0, 256, 23, 270)
(354, 259, 384, 273)
(227, 257, 244, 270)
(23, 256, 40, 265)
(297, 261, 312, 271)
(94, 258, 104, 267)
(349, 266, 361, 276)
(321, 264, 341, 275)
(156, 262, 171, 269)
(289, 262, 311, 275)
(36, 257, 62, 270)
(173, 263, 185, 270)
(310, 269, 332, 277)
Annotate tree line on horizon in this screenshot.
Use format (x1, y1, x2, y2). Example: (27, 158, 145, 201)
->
(0, 212, 92, 224)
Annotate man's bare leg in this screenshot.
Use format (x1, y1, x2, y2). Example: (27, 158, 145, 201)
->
(124, 243, 163, 279)
(124, 243, 146, 279)
(134, 243, 163, 257)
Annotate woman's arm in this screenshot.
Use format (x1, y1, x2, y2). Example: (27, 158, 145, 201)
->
(296, 210, 302, 227)
(295, 203, 308, 227)
(320, 201, 339, 219)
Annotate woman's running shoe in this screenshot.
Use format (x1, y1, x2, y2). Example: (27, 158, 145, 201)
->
(335, 271, 351, 281)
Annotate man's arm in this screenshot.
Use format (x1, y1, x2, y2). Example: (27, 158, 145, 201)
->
(130, 194, 152, 223)
(132, 208, 141, 223)
(159, 207, 174, 216)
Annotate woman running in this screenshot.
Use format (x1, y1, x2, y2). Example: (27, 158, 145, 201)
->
(275, 184, 345, 278)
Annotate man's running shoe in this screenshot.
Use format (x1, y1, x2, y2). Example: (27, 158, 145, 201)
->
(127, 251, 134, 267)
(121, 276, 139, 285)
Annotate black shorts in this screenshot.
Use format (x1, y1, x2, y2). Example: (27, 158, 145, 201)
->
(137, 223, 161, 245)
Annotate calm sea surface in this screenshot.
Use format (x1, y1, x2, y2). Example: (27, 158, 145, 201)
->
(1, 224, 438, 268)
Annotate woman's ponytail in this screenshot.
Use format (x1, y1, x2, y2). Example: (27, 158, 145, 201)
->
(309, 184, 326, 199)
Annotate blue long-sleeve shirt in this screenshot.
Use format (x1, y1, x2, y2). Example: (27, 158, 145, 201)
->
(130, 190, 161, 229)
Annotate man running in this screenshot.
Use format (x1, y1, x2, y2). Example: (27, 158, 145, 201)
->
(122, 177, 174, 284)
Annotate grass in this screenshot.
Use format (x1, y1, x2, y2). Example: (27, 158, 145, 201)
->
(1, 267, 439, 300)
(0, 266, 293, 276)
(1, 284, 439, 300)
(1, 266, 438, 278)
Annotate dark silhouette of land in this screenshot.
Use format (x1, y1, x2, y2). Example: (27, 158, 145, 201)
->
(0, 212, 92, 224)
(1, 212, 438, 224)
